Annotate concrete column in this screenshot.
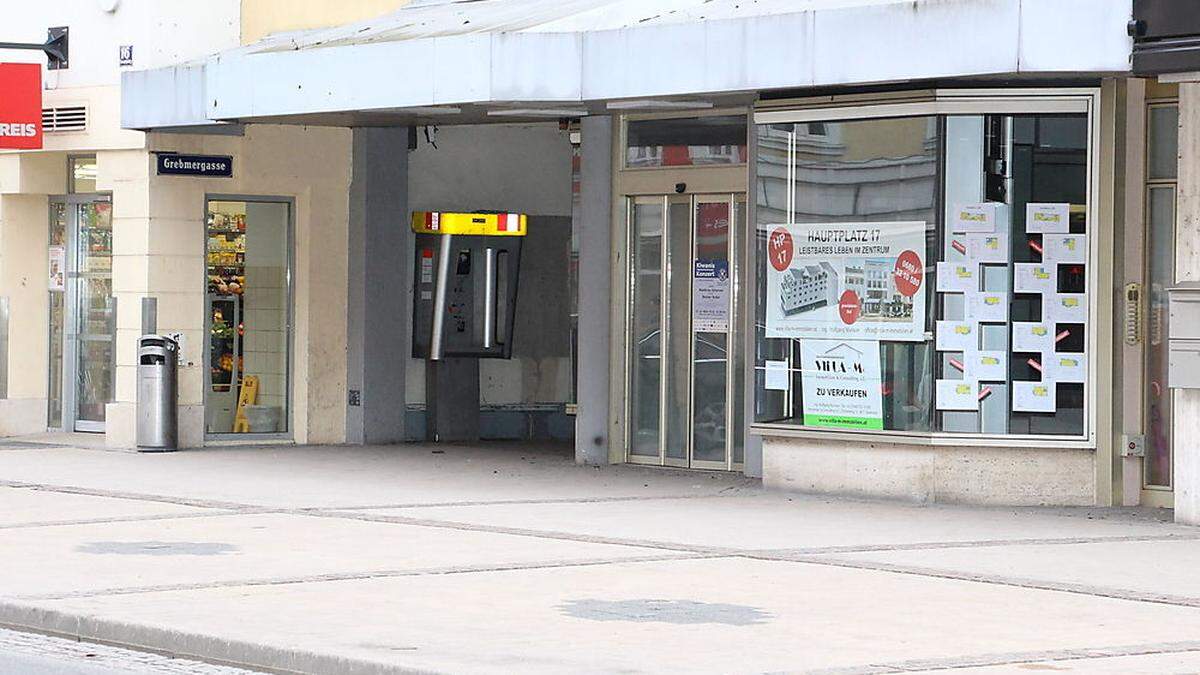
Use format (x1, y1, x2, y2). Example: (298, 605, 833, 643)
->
(575, 116, 614, 464)
(346, 127, 409, 444)
(105, 148, 207, 448)
(1175, 80, 1200, 523)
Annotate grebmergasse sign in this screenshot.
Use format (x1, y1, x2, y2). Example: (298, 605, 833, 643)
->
(156, 153, 234, 177)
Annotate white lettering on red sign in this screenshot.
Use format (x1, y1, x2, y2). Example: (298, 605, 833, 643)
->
(0, 123, 38, 137)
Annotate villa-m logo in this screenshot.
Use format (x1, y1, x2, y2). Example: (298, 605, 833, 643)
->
(813, 342, 865, 374)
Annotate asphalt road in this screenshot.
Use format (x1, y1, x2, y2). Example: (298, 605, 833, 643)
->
(0, 628, 255, 674)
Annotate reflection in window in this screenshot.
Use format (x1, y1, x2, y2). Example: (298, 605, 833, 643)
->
(754, 117, 938, 431)
(626, 116, 747, 168)
(69, 156, 98, 193)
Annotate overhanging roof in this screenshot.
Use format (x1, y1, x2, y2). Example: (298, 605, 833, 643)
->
(122, 0, 1134, 130)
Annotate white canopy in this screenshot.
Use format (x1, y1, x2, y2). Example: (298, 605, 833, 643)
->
(121, 0, 1133, 129)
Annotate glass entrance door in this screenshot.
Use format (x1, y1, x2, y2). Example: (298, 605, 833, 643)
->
(626, 192, 745, 469)
(49, 196, 114, 433)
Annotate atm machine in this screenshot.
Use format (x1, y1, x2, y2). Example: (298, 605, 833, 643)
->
(411, 211, 526, 441)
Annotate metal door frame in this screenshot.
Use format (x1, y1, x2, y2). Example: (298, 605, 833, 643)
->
(49, 192, 115, 434)
(623, 190, 745, 471)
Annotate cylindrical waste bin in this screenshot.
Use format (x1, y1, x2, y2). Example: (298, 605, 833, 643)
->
(137, 335, 178, 451)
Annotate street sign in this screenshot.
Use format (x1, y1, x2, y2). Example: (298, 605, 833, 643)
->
(155, 153, 233, 177)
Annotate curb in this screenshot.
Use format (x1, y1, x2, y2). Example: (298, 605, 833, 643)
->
(0, 600, 441, 675)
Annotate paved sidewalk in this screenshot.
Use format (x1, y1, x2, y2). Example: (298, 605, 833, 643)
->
(0, 438, 1198, 674)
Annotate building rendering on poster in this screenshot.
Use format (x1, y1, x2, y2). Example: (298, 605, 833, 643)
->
(765, 222, 927, 341)
(800, 339, 884, 430)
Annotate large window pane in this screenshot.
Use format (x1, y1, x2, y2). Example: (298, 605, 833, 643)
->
(753, 111, 1091, 438)
(628, 200, 664, 457)
(626, 116, 746, 168)
(753, 117, 938, 430)
(1146, 186, 1175, 487)
(206, 200, 291, 434)
(1148, 105, 1179, 180)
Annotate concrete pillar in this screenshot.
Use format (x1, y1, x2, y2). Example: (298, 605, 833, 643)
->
(105, 148, 207, 448)
(575, 116, 614, 464)
(426, 358, 480, 442)
(1175, 80, 1200, 524)
(346, 127, 410, 444)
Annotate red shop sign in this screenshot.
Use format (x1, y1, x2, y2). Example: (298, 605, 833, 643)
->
(0, 63, 43, 150)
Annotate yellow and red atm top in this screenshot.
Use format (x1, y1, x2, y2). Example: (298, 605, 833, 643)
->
(411, 211, 527, 236)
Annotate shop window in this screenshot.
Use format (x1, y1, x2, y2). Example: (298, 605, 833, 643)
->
(205, 199, 291, 436)
(753, 112, 1091, 438)
(625, 115, 747, 168)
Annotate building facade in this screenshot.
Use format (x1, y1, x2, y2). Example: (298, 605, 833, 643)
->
(5, 0, 1200, 521)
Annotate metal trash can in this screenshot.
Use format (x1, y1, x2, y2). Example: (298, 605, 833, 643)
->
(137, 334, 178, 451)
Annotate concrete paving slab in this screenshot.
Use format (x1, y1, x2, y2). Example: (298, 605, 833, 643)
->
(21, 557, 1200, 674)
(0, 445, 756, 509)
(0, 512, 678, 599)
(0, 488, 215, 528)
(378, 494, 1193, 552)
(809, 538, 1200, 603)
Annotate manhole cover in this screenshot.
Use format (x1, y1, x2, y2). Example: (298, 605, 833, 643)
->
(558, 599, 771, 625)
(76, 541, 238, 556)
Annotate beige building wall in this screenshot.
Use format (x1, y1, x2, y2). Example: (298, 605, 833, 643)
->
(0, 193, 53, 434)
(101, 124, 353, 448)
(0, 155, 68, 436)
(240, 0, 411, 44)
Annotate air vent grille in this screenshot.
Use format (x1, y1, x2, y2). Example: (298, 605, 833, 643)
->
(41, 106, 88, 132)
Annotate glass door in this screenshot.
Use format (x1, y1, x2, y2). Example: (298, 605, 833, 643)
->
(49, 195, 114, 433)
(626, 192, 745, 469)
(71, 201, 115, 431)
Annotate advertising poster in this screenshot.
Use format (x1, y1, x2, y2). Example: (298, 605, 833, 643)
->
(935, 261, 977, 293)
(935, 320, 978, 352)
(1012, 322, 1055, 353)
(48, 246, 65, 291)
(1043, 233, 1087, 264)
(965, 350, 1008, 381)
(964, 291, 1008, 323)
(1045, 293, 1088, 324)
(1026, 203, 1070, 233)
(1014, 262, 1057, 295)
(692, 259, 730, 332)
(952, 203, 997, 233)
(1045, 352, 1086, 383)
(936, 379, 979, 411)
(800, 339, 883, 430)
(764, 222, 927, 342)
(965, 232, 1009, 263)
(1013, 380, 1057, 413)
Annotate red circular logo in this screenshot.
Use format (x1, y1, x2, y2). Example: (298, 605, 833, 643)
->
(768, 227, 793, 272)
(893, 250, 923, 297)
(838, 290, 861, 325)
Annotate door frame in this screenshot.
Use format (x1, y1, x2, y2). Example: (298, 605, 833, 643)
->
(621, 191, 746, 471)
(48, 192, 115, 434)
